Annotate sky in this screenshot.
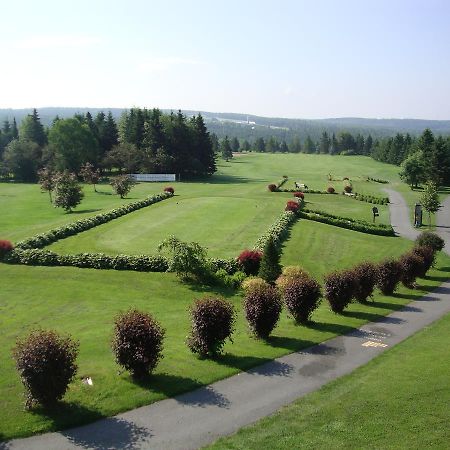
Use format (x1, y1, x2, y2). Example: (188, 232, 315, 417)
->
(0, 0, 449, 119)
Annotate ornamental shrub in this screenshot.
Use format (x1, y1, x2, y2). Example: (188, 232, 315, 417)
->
(282, 276, 321, 323)
(411, 245, 435, 277)
(415, 232, 445, 252)
(258, 238, 282, 284)
(244, 284, 282, 339)
(293, 192, 304, 199)
(110, 174, 136, 198)
(285, 200, 300, 212)
(327, 186, 335, 194)
(398, 253, 424, 289)
(376, 259, 402, 295)
(237, 249, 263, 275)
(187, 297, 235, 357)
(324, 270, 356, 313)
(13, 330, 79, 408)
(268, 184, 277, 192)
(241, 277, 269, 294)
(344, 184, 353, 193)
(112, 309, 165, 378)
(53, 171, 84, 212)
(343, 177, 349, 180)
(164, 186, 174, 194)
(276, 265, 309, 293)
(0, 239, 14, 259)
(352, 262, 377, 302)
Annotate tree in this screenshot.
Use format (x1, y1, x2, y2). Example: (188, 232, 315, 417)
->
(37, 167, 55, 202)
(48, 118, 99, 173)
(428, 136, 450, 186)
(258, 238, 282, 284)
(79, 162, 100, 192)
(20, 109, 47, 147)
(329, 133, 339, 155)
(3, 139, 41, 181)
(103, 143, 142, 173)
(241, 139, 251, 152)
(254, 137, 266, 153)
(399, 152, 426, 188)
(266, 136, 279, 153)
(290, 137, 301, 153)
(221, 136, 233, 160)
(230, 137, 240, 152)
(110, 174, 136, 198)
(53, 171, 84, 212)
(190, 114, 216, 175)
(303, 135, 315, 154)
(319, 131, 330, 154)
(280, 140, 289, 153)
(363, 134, 373, 155)
(420, 181, 441, 228)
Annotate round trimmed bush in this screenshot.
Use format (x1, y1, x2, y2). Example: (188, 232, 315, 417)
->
(352, 262, 377, 303)
(276, 265, 309, 294)
(164, 186, 174, 194)
(13, 330, 79, 408)
(415, 232, 445, 252)
(285, 200, 300, 212)
(244, 284, 282, 339)
(376, 259, 402, 295)
(324, 270, 356, 313)
(268, 184, 277, 192)
(293, 192, 304, 199)
(241, 277, 269, 293)
(187, 297, 235, 357)
(327, 186, 335, 194)
(399, 253, 424, 289)
(411, 245, 435, 277)
(0, 239, 14, 259)
(112, 309, 165, 378)
(344, 184, 353, 193)
(282, 276, 321, 323)
(237, 249, 263, 275)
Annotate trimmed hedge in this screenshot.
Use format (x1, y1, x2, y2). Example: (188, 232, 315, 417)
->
(299, 208, 395, 236)
(15, 192, 173, 250)
(368, 177, 389, 184)
(353, 192, 389, 205)
(253, 210, 298, 251)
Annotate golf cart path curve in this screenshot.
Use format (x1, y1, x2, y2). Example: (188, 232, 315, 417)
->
(3, 191, 450, 450)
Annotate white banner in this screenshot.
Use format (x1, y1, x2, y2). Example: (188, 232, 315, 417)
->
(130, 174, 176, 182)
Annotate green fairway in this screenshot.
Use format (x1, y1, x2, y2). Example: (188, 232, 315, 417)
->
(208, 313, 450, 450)
(1, 153, 449, 440)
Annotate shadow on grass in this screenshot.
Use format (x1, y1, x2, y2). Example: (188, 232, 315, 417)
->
(62, 416, 152, 450)
(71, 208, 102, 214)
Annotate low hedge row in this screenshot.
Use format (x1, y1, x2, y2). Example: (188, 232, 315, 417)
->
(353, 192, 389, 205)
(367, 177, 389, 184)
(299, 208, 395, 236)
(253, 210, 298, 251)
(15, 192, 173, 250)
(279, 188, 330, 194)
(5, 249, 170, 272)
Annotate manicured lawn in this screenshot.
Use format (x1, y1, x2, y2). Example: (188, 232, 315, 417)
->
(208, 313, 450, 449)
(1, 153, 449, 440)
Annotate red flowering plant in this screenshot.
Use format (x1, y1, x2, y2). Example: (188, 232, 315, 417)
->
(268, 184, 277, 192)
(237, 249, 263, 275)
(293, 192, 304, 199)
(164, 186, 174, 194)
(0, 240, 14, 259)
(327, 186, 335, 194)
(285, 200, 300, 212)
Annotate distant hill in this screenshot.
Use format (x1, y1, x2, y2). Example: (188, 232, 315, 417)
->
(1, 107, 449, 142)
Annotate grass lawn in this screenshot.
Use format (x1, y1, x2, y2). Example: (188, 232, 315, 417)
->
(1, 153, 449, 440)
(208, 312, 450, 449)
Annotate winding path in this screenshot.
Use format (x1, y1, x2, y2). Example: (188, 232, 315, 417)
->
(3, 190, 450, 450)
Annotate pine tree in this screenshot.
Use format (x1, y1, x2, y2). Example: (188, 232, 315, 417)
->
(20, 109, 47, 147)
(290, 137, 301, 153)
(241, 140, 251, 152)
(255, 137, 266, 152)
(280, 140, 289, 153)
(304, 135, 315, 154)
(258, 238, 282, 284)
(319, 131, 330, 154)
(420, 181, 441, 228)
(230, 137, 240, 152)
(363, 134, 373, 155)
(11, 118, 19, 139)
(221, 136, 233, 160)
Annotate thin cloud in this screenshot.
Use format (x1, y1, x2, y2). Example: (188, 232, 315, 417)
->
(138, 57, 204, 72)
(16, 35, 103, 49)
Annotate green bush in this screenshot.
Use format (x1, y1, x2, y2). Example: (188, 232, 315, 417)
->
(258, 238, 282, 284)
(13, 330, 79, 408)
(187, 297, 236, 357)
(112, 309, 165, 378)
(415, 232, 445, 252)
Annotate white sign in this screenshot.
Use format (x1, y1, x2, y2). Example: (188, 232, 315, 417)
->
(130, 174, 176, 182)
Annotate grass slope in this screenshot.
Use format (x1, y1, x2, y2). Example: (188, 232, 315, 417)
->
(208, 313, 450, 449)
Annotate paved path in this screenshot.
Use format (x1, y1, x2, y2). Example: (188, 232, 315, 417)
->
(436, 194, 450, 255)
(3, 190, 450, 450)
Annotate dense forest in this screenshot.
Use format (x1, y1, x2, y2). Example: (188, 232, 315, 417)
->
(1, 108, 449, 186)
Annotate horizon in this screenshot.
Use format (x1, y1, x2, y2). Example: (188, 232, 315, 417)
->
(0, 0, 449, 119)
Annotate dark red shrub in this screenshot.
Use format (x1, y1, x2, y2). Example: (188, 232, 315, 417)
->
(411, 245, 435, 277)
(13, 330, 79, 408)
(244, 284, 282, 339)
(327, 186, 335, 194)
(376, 259, 402, 295)
(187, 297, 235, 357)
(343, 177, 349, 180)
(293, 192, 304, 199)
(0, 239, 14, 258)
(164, 186, 174, 194)
(344, 185, 353, 193)
(282, 276, 321, 323)
(268, 184, 277, 192)
(112, 309, 165, 378)
(399, 253, 424, 289)
(237, 249, 263, 275)
(324, 270, 356, 313)
(415, 232, 444, 252)
(352, 262, 377, 303)
(285, 200, 300, 212)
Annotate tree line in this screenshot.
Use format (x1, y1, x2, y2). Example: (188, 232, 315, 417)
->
(0, 108, 216, 182)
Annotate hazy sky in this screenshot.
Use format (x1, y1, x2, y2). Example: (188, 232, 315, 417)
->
(1, 0, 449, 119)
